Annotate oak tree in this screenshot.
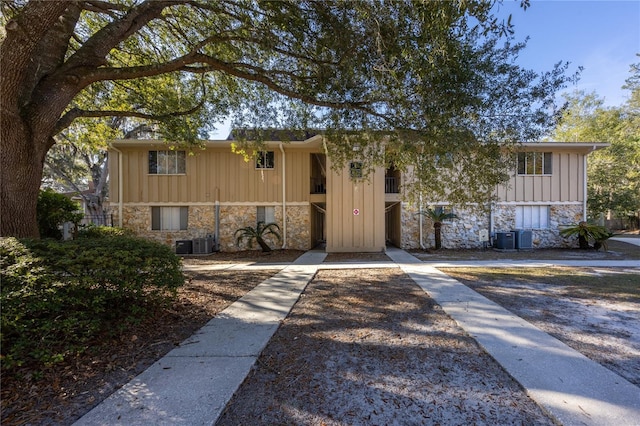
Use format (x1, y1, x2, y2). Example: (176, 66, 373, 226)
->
(1, 0, 573, 237)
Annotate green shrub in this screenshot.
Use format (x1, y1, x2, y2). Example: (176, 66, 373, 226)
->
(0, 236, 184, 372)
(37, 188, 84, 239)
(77, 225, 134, 239)
(559, 221, 611, 250)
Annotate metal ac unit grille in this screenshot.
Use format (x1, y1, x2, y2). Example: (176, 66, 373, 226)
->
(494, 232, 515, 250)
(192, 237, 215, 254)
(513, 229, 533, 250)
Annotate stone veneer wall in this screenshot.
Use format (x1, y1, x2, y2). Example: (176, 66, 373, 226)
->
(219, 205, 310, 251)
(121, 204, 311, 252)
(493, 203, 584, 248)
(399, 204, 488, 249)
(122, 205, 216, 247)
(400, 203, 420, 249)
(398, 203, 585, 249)
(121, 202, 584, 251)
(284, 205, 311, 251)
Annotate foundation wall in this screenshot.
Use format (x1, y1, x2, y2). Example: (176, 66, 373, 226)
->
(398, 203, 585, 249)
(120, 203, 311, 252)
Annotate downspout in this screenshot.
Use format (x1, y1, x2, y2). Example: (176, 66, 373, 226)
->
(583, 148, 592, 221)
(279, 143, 287, 249)
(215, 187, 220, 251)
(419, 194, 425, 249)
(109, 143, 124, 227)
(489, 201, 494, 248)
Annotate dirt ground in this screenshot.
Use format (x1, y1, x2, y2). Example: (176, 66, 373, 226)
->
(443, 266, 640, 386)
(3, 242, 638, 425)
(217, 268, 555, 425)
(410, 239, 640, 261)
(0, 270, 273, 426)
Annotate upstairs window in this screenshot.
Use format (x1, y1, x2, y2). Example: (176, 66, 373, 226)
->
(517, 152, 552, 175)
(256, 151, 275, 169)
(434, 152, 454, 169)
(149, 150, 186, 174)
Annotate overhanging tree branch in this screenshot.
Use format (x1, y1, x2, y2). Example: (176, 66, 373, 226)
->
(55, 98, 205, 135)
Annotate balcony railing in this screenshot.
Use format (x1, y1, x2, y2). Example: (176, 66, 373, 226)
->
(80, 214, 113, 226)
(385, 177, 400, 193)
(310, 177, 326, 194)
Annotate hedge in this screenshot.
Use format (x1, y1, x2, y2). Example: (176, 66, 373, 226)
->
(0, 235, 184, 371)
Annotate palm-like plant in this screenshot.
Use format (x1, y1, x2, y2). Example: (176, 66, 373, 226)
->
(559, 221, 611, 250)
(421, 208, 458, 250)
(234, 221, 282, 253)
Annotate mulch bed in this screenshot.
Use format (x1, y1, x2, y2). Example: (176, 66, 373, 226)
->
(216, 269, 555, 425)
(1, 270, 273, 426)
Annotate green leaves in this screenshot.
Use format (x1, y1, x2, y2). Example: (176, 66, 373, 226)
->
(234, 221, 282, 252)
(551, 71, 640, 220)
(0, 235, 184, 372)
(4, 0, 577, 237)
(36, 189, 83, 239)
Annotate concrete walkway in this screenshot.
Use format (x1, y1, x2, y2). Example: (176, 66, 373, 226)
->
(75, 251, 326, 426)
(611, 236, 640, 247)
(76, 249, 640, 426)
(385, 247, 640, 426)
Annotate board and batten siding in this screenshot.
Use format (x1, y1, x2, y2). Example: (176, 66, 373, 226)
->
(325, 159, 385, 252)
(496, 151, 585, 202)
(110, 146, 314, 204)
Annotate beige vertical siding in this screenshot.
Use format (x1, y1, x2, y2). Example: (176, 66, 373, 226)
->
(497, 152, 585, 202)
(326, 159, 386, 252)
(111, 146, 318, 203)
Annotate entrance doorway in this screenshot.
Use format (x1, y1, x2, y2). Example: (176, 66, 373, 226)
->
(385, 202, 401, 248)
(311, 203, 326, 248)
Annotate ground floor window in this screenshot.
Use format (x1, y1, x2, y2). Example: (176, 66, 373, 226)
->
(515, 205, 549, 229)
(151, 206, 188, 230)
(257, 206, 275, 224)
(434, 205, 456, 222)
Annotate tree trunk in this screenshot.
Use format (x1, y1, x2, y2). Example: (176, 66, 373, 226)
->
(433, 222, 443, 250)
(0, 120, 47, 238)
(578, 235, 590, 250)
(256, 237, 273, 253)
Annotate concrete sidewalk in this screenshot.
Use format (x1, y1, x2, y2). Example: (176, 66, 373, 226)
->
(611, 236, 640, 247)
(76, 249, 639, 426)
(74, 251, 326, 426)
(386, 247, 640, 426)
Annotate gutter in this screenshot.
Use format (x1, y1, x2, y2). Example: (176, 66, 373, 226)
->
(279, 143, 287, 249)
(109, 143, 124, 227)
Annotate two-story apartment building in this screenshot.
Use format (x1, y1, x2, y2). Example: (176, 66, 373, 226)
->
(108, 133, 607, 252)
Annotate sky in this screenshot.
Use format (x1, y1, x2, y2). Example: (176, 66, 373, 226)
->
(494, 0, 640, 107)
(211, 1, 640, 138)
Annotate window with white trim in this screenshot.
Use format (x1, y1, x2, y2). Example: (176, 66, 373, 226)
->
(434, 153, 454, 169)
(255, 151, 275, 169)
(517, 152, 552, 175)
(149, 150, 186, 174)
(257, 206, 275, 225)
(151, 207, 188, 230)
(515, 205, 549, 229)
(434, 205, 456, 222)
